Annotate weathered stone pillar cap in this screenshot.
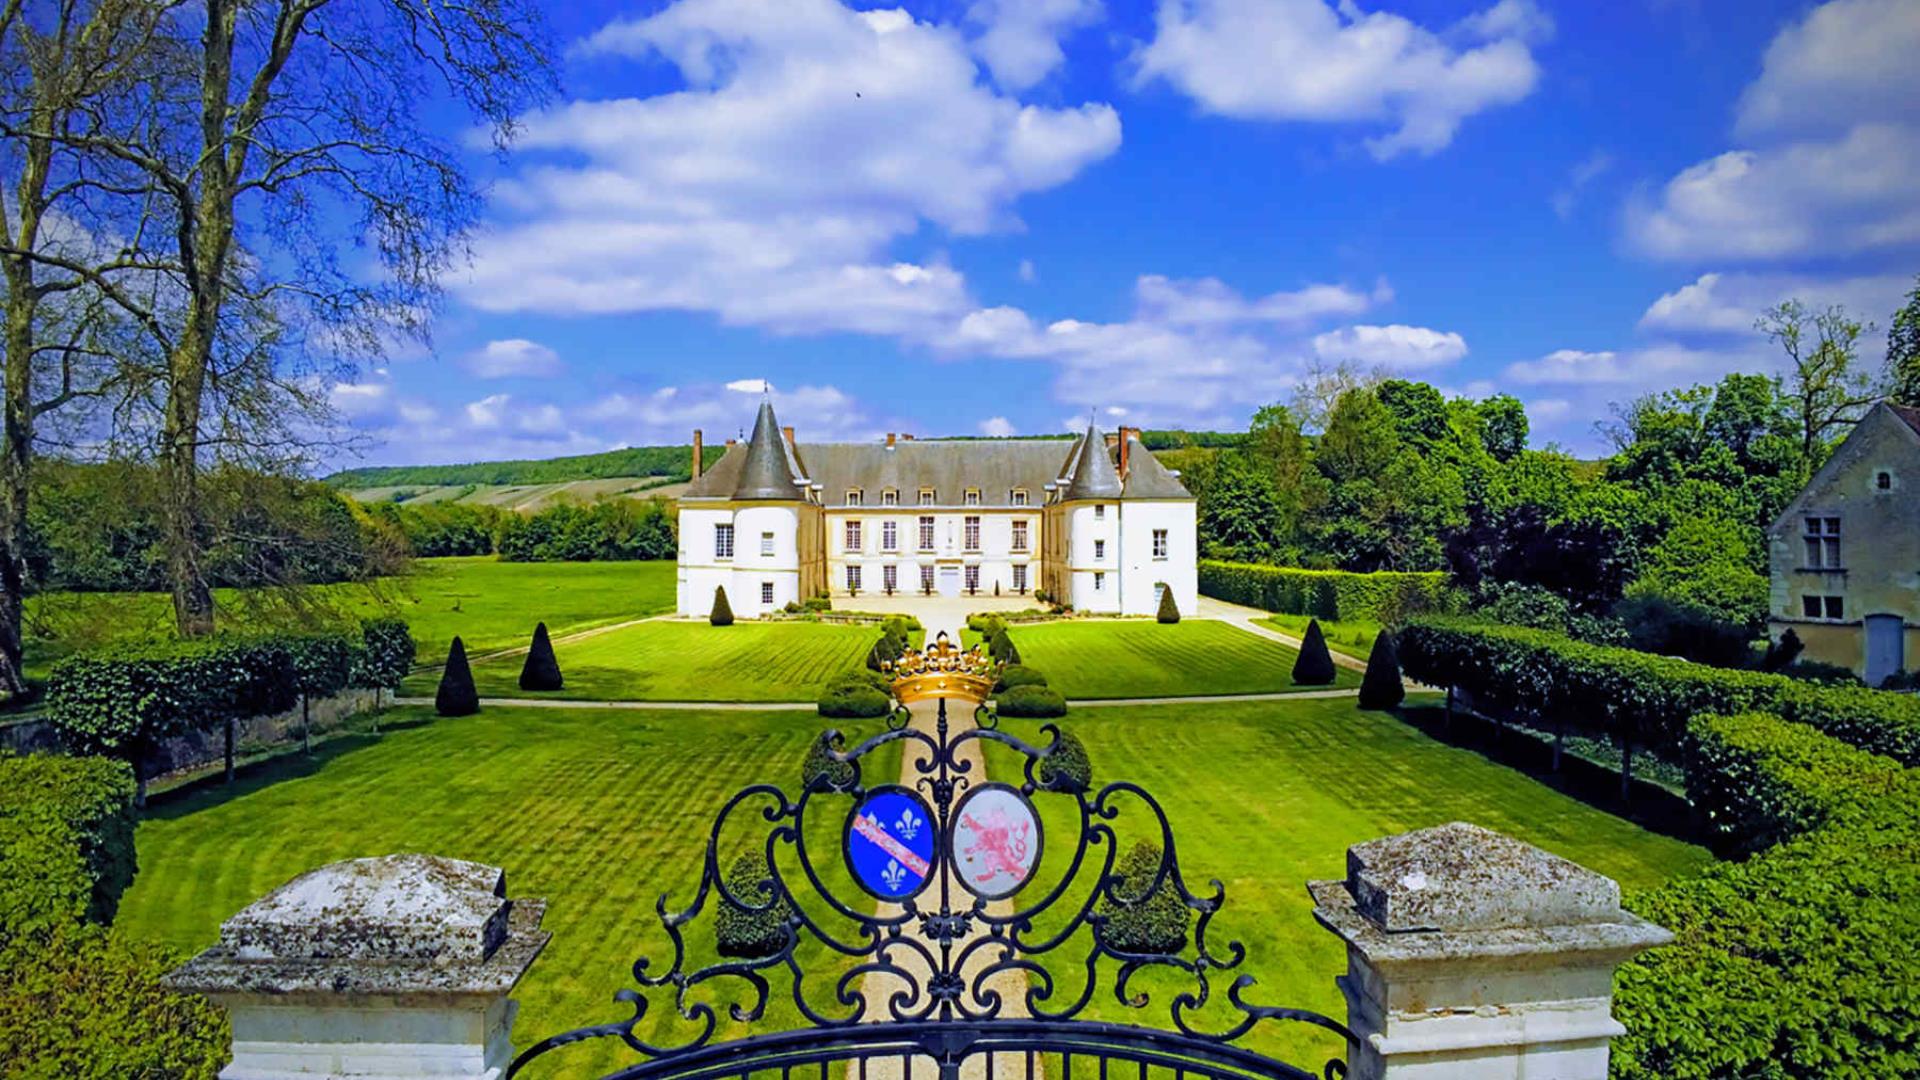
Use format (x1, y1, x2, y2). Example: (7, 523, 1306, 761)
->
(1311, 823, 1670, 965)
(165, 853, 549, 999)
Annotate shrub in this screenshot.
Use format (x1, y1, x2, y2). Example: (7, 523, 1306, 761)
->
(1614, 592, 1757, 668)
(1099, 841, 1191, 954)
(1291, 619, 1336, 686)
(1685, 712, 1912, 854)
(800, 732, 856, 791)
(1778, 683, 1920, 766)
(1036, 727, 1093, 793)
(1880, 669, 1920, 692)
(352, 616, 416, 694)
(713, 850, 792, 959)
(46, 636, 296, 799)
(994, 665, 1048, 693)
(0, 925, 231, 1079)
(1779, 659, 1859, 686)
(1357, 630, 1404, 710)
(1156, 585, 1180, 623)
(710, 586, 734, 626)
(817, 675, 890, 718)
(519, 622, 564, 692)
(967, 613, 1006, 638)
(997, 684, 1067, 718)
(867, 627, 907, 672)
(988, 627, 1020, 665)
(1760, 627, 1805, 672)
(435, 636, 480, 717)
(1197, 561, 1455, 623)
(0, 755, 137, 938)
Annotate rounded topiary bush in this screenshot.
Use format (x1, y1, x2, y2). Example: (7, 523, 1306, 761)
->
(997, 684, 1067, 718)
(1156, 585, 1180, 624)
(800, 732, 857, 791)
(1357, 630, 1404, 710)
(1037, 727, 1093, 793)
(714, 850, 792, 959)
(1291, 619, 1337, 686)
(817, 678, 891, 718)
(994, 665, 1048, 693)
(518, 622, 564, 692)
(710, 586, 734, 627)
(988, 627, 1020, 665)
(1099, 841, 1191, 954)
(435, 637, 480, 717)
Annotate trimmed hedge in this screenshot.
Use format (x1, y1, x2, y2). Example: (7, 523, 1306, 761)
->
(817, 669, 891, 719)
(1685, 712, 1914, 854)
(1779, 683, 1920, 766)
(1099, 841, 1191, 954)
(714, 850, 792, 959)
(988, 628, 1020, 665)
(997, 684, 1067, 718)
(994, 665, 1048, 693)
(1036, 727, 1093, 793)
(800, 732, 857, 791)
(352, 616, 416, 692)
(1198, 561, 1455, 623)
(0, 755, 137, 938)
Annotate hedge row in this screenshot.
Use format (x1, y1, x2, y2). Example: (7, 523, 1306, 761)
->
(1613, 714, 1920, 1077)
(1398, 617, 1920, 764)
(0, 755, 138, 940)
(1197, 561, 1455, 623)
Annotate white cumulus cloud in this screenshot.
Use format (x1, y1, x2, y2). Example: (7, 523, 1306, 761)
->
(966, 0, 1103, 90)
(464, 338, 564, 378)
(1312, 324, 1468, 370)
(978, 416, 1018, 437)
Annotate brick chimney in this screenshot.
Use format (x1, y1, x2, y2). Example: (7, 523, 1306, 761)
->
(902, 433, 915, 441)
(691, 429, 703, 479)
(1118, 426, 1132, 479)
(782, 425, 795, 449)
(725, 438, 737, 448)
(886, 432, 897, 449)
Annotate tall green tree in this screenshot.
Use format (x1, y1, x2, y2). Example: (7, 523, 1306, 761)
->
(1888, 274, 1920, 407)
(1757, 300, 1881, 465)
(1479, 394, 1528, 462)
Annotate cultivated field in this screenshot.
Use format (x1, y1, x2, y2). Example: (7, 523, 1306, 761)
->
(23, 557, 676, 678)
(346, 476, 689, 511)
(422, 619, 883, 702)
(1003, 620, 1362, 698)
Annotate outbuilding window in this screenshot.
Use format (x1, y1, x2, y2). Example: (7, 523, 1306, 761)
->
(1803, 516, 1841, 569)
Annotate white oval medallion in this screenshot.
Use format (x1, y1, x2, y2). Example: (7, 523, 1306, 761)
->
(951, 783, 1041, 900)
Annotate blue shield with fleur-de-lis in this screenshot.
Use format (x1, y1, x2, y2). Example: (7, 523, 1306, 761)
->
(846, 788, 936, 900)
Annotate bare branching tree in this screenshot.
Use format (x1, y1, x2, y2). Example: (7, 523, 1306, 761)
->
(1757, 300, 1882, 464)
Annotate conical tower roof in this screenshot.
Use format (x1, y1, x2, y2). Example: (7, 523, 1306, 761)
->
(733, 398, 803, 500)
(1060, 422, 1122, 501)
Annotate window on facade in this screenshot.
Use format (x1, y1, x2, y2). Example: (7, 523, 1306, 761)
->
(964, 489, 981, 507)
(1012, 564, 1027, 593)
(883, 565, 898, 593)
(882, 520, 898, 551)
(883, 489, 898, 506)
(918, 515, 936, 551)
(846, 565, 862, 592)
(714, 523, 734, 559)
(920, 565, 935, 594)
(760, 531, 775, 556)
(1802, 595, 1846, 619)
(1011, 489, 1028, 506)
(965, 565, 980, 593)
(920, 489, 935, 506)
(1094, 539, 1105, 560)
(1011, 520, 1028, 552)
(1802, 516, 1841, 568)
(1094, 504, 1105, 521)
(1152, 528, 1168, 559)
(761, 582, 774, 605)
(844, 520, 862, 552)
(964, 515, 981, 552)
(1094, 571, 1105, 591)
(846, 489, 862, 507)
(1878, 471, 1893, 491)
(1826, 595, 1844, 619)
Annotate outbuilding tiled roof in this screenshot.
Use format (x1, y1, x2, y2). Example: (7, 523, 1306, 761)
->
(1892, 402, 1920, 438)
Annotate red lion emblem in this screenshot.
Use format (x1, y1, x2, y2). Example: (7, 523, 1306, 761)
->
(960, 805, 1032, 885)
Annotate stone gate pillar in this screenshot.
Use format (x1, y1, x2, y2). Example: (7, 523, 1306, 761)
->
(1311, 822, 1670, 1080)
(166, 853, 548, 1079)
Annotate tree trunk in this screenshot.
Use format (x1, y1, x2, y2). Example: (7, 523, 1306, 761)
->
(224, 716, 235, 784)
(161, 339, 214, 636)
(301, 694, 311, 755)
(0, 305, 34, 699)
(1619, 733, 1635, 803)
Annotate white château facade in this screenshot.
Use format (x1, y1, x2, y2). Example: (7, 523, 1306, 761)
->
(676, 400, 1196, 619)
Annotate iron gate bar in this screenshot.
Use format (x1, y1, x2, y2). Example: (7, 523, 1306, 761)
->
(508, 634, 1351, 1080)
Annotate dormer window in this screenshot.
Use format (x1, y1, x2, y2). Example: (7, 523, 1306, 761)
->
(882, 489, 898, 506)
(846, 489, 862, 507)
(964, 489, 981, 507)
(1011, 489, 1029, 506)
(919, 488, 935, 506)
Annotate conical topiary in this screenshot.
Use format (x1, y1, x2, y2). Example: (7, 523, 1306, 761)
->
(710, 585, 734, 626)
(435, 636, 480, 716)
(1291, 619, 1337, 686)
(519, 621, 564, 691)
(1357, 630, 1404, 709)
(1156, 585, 1180, 624)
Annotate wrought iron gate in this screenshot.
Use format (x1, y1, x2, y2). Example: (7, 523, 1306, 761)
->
(508, 635, 1352, 1080)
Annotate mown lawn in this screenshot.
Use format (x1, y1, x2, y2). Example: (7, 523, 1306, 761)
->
(1257, 613, 1380, 661)
(417, 619, 881, 702)
(118, 705, 904, 1080)
(24, 557, 675, 677)
(978, 696, 1711, 1067)
(1005, 619, 1361, 698)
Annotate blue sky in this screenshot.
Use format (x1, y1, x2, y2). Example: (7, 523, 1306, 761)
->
(327, 0, 1920, 467)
